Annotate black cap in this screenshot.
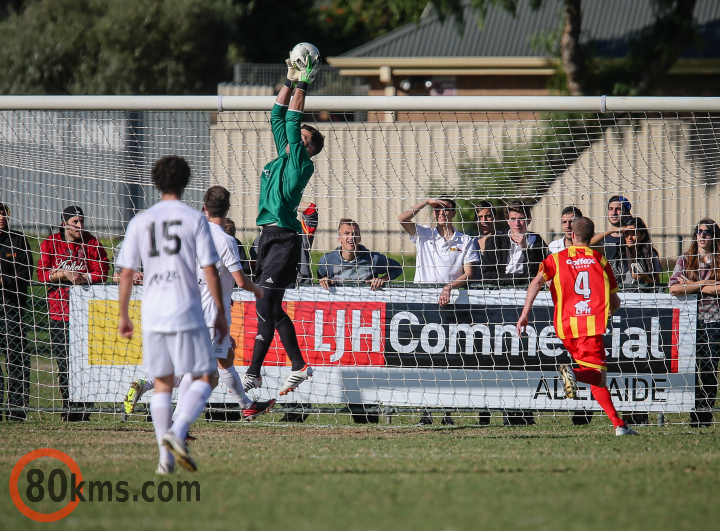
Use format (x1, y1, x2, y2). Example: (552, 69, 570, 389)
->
(62, 205, 84, 223)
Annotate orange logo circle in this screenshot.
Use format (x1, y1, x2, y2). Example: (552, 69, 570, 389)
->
(9, 448, 83, 522)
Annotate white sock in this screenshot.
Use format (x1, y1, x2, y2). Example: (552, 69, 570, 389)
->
(143, 379, 154, 393)
(150, 392, 174, 466)
(218, 366, 253, 408)
(172, 373, 194, 422)
(171, 380, 211, 440)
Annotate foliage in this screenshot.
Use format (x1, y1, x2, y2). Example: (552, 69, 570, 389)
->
(0, 0, 237, 95)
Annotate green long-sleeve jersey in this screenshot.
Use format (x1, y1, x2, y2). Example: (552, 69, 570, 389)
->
(256, 103, 315, 233)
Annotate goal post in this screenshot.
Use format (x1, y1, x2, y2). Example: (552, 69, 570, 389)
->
(1, 95, 718, 425)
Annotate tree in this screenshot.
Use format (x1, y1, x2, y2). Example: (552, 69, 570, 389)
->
(0, 0, 236, 95)
(426, 0, 700, 96)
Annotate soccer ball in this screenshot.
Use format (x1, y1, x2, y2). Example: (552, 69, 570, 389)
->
(290, 42, 321, 70)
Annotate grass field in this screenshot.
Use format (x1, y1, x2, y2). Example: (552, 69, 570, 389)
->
(1, 416, 718, 531)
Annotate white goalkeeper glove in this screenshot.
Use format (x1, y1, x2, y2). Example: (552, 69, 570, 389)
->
(285, 58, 301, 85)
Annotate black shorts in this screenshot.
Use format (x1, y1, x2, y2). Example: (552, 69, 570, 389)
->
(255, 226, 302, 290)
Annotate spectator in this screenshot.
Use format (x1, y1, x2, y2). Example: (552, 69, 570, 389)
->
(112, 240, 143, 284)
(399, 195, 480, 425)
(617, 217, 662, 288)
(479, 200, 547, 425)
(548, 206, 583, 254)
(474, 200, 500, 253)
(590, 195, 633, 279)
(0, 203, 32, 421)
(318, 218, 403, 290)
(668, 218, 720, 427)
(223, 218, 252, 277)
(479, 200, 548, 287)
(249, 202, 318, 284)
(38, 206, 109, 421)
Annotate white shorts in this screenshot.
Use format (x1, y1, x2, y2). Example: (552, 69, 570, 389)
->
(142, 328, 214, 379)
(211, 331, 232, 359)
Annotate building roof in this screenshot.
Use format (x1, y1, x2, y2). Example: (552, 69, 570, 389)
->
(338, 0, 720, 59)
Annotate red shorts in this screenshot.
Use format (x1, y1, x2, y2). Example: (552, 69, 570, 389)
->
(560, 335, 607, 370)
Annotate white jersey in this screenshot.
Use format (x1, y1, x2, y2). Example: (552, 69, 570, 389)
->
(116, 200, 219, 333)
(198, 222, 242, 328)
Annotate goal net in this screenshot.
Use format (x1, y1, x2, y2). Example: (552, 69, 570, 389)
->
(0, 95, 718, 426)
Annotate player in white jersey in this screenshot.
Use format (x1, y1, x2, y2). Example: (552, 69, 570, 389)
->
(198, 186, 275, 420)
(117, 155, 227, 475)
(123, 188, 276, 423)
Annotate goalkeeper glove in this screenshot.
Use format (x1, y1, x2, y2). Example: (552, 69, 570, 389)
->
(285, 58, 301, 86)
(297, 55, 320, 90)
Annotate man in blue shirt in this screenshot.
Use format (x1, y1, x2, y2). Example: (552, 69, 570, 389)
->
(318, 218, 402, 290)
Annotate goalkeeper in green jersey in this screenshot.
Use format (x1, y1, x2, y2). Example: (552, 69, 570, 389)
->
(242, 49, 325, 397)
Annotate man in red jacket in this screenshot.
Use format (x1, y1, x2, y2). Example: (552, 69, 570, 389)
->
(38, 206, 109, 421)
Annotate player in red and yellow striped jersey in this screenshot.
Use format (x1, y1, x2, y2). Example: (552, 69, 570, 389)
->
(517, 216, 637, 436)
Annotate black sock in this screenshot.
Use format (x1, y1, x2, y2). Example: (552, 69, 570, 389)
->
(276, 316, 306, 371)
(247, 321, 275, 377)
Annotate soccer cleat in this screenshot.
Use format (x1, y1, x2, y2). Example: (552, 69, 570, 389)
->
(615, 425, 639, 436)
(241, 373, 262, 392)
(124, 379, 147, 414)
(243, 399, 277, 421)
(185, 431, 197, 442)
(161, 431, 197, 472)
(155, 461, 174, 475)
(279, 365, 313, 396)
(558, 364, 578, 399)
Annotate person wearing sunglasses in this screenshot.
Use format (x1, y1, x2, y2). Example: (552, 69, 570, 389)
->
(669, 219, 720, 427)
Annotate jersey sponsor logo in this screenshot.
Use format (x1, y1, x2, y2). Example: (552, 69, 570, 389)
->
(566, 257, 596, 268)
(574, 300, 592, 315)
(147, 270, 180, 286)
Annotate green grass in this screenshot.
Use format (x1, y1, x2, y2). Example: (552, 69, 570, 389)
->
(1, 416, 718, 531)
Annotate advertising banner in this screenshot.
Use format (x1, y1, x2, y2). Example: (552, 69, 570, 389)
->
(69, 286, 696, 412)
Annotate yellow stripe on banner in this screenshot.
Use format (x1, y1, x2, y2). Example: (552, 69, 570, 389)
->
(570, 316, 579, 337)
(587, 314, 596, 336)
(88, 300, 143, 365)
(552, 254, 565, 339)
(577, 359, 607, 371)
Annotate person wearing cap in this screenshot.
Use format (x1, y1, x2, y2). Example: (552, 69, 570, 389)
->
(38, 206, 109, 421)
(590, 195, 633, 280)
(0, 204, 33, 421)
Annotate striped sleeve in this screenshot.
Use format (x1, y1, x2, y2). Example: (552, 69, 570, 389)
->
(602, 256, 619, 294)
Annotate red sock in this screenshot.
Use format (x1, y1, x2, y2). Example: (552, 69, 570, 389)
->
(591, 385, 625, 428)
(572, 367, 603, 386)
